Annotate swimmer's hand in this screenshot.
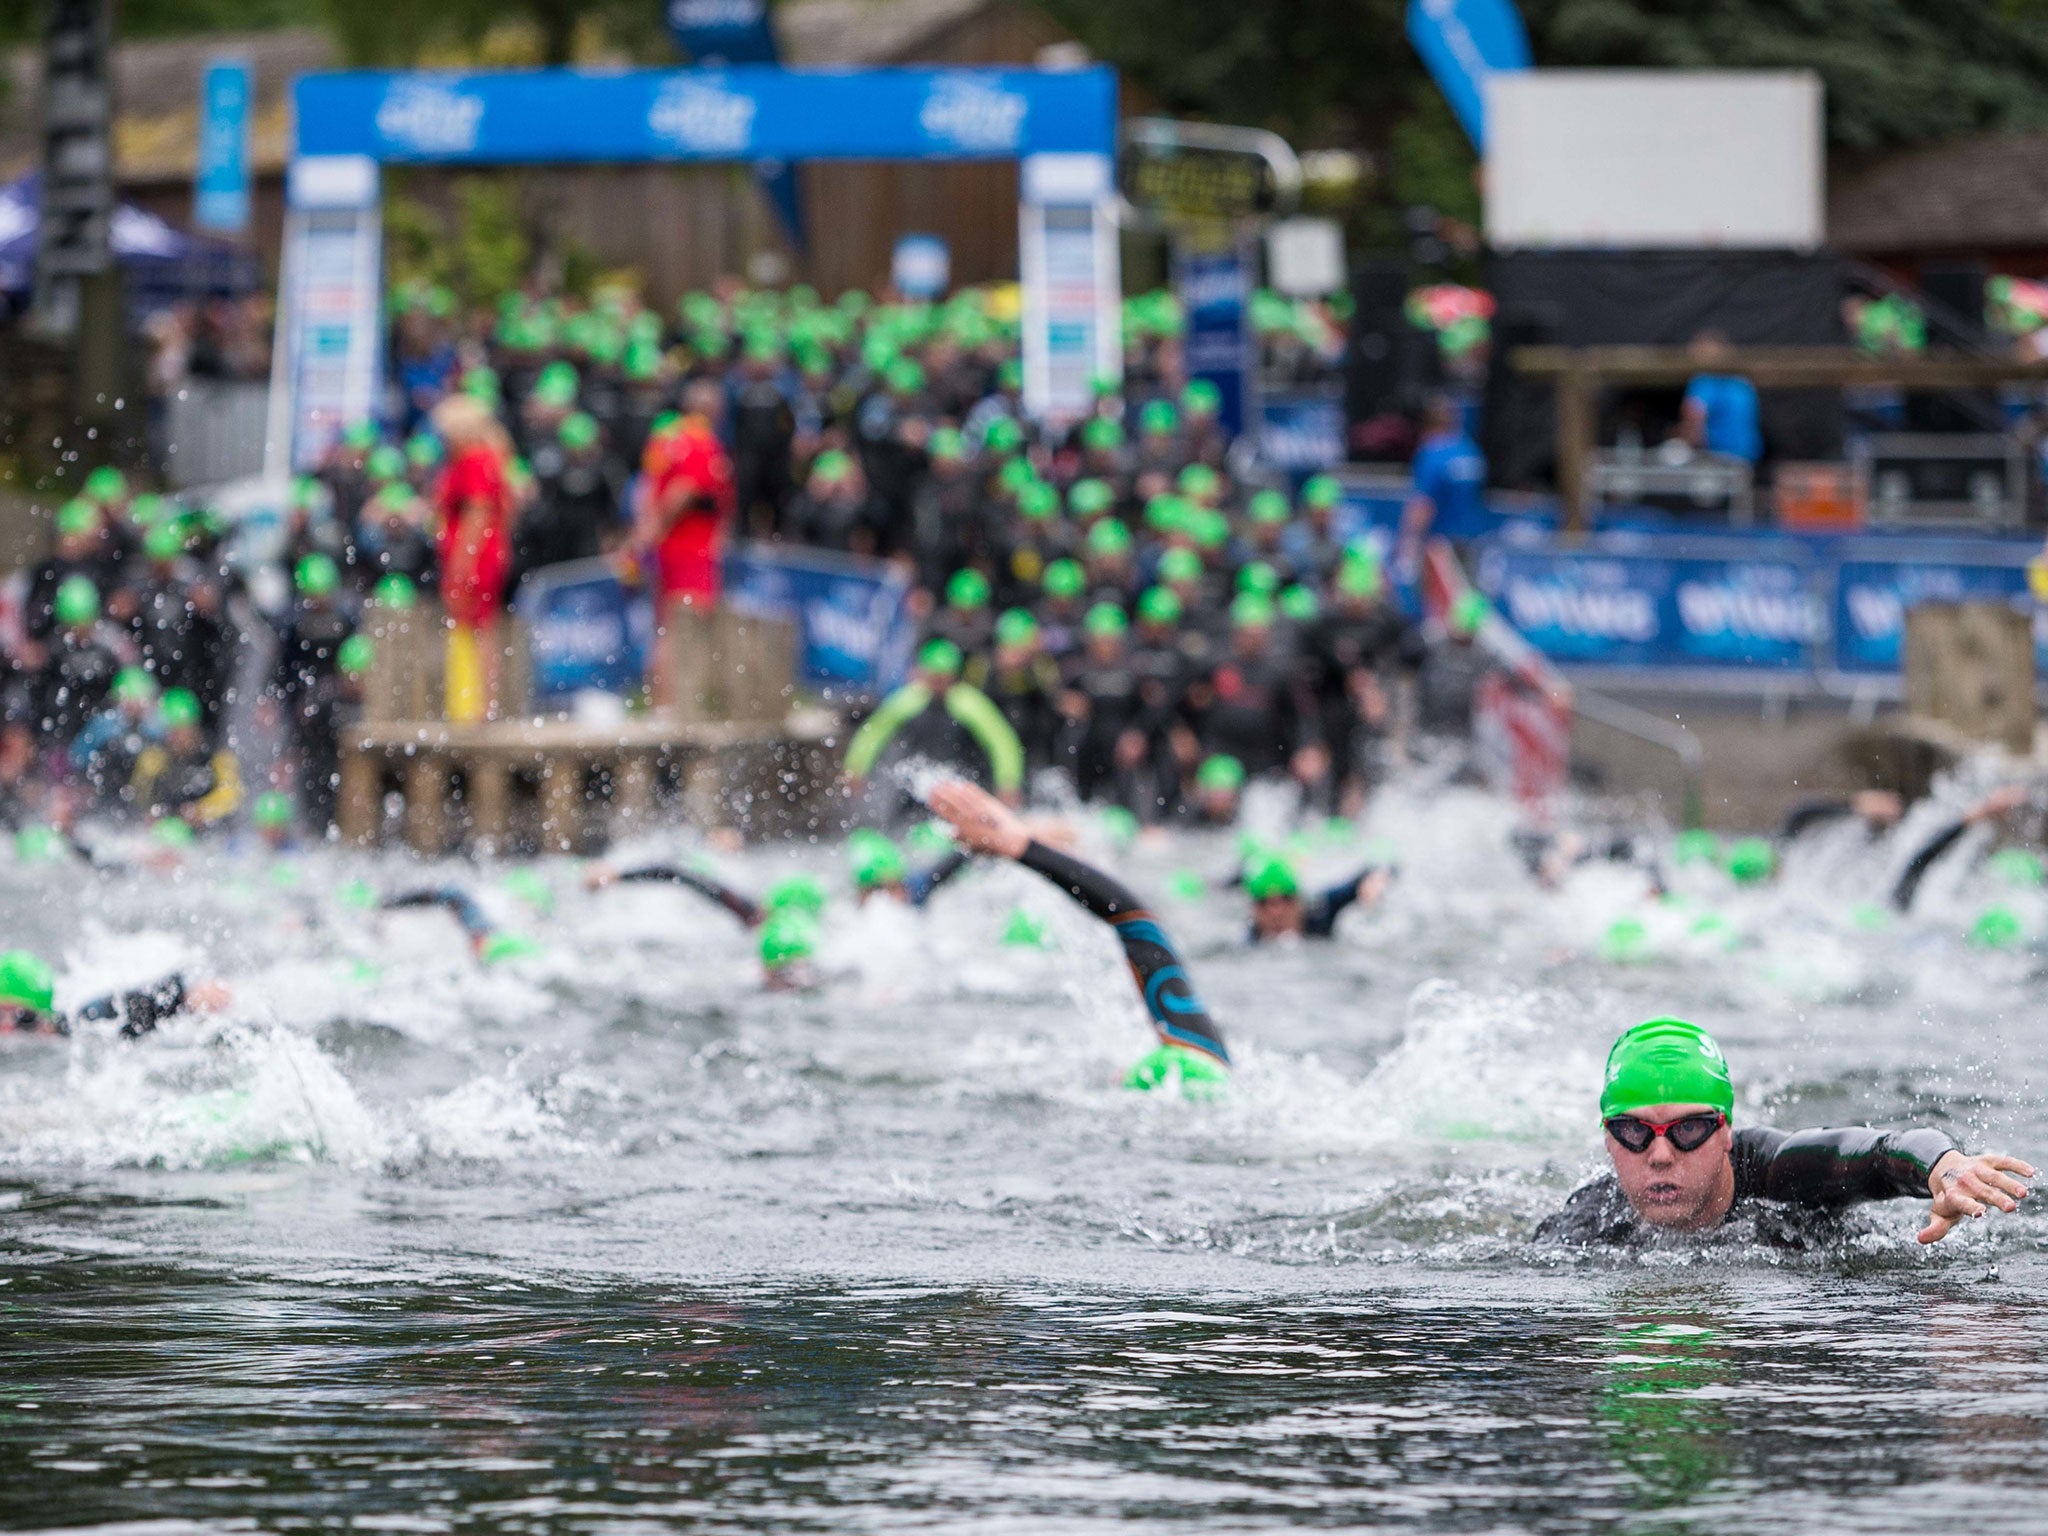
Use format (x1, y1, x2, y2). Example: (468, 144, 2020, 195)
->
(583, 862, 620, 891)
(1919, 1150, 2035, 1244)
(1967, 786, 2029, 825)
(1356, 868, 1393, 908)
(928, 780, 1030, 861)
(186, 979, 233, 1013)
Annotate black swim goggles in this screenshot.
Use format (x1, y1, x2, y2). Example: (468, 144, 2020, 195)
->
(1603, 1111, 1726, 1154)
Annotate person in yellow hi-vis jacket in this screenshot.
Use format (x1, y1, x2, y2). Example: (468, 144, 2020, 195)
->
(843, 639, 1025, 808)
(130, 688, 243, 829)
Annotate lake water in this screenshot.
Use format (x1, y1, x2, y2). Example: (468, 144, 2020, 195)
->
(6, 771, 2047, 1532)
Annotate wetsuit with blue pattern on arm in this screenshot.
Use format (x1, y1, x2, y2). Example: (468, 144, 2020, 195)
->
(382, 888, 497, 945)
(1016, 839, 1229, 1066)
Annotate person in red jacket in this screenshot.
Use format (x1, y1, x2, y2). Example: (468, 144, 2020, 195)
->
(431, 394, 516, 717)
(634, 380, 736, 705)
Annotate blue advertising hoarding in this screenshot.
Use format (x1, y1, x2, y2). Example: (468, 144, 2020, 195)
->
(1833, 546, 2047, 675)
(1258, 388, 1346, 473)
(195, 58, 252, 233)
(295, 67, 1119, 164)
(722, 542, 915, 695)
(1175, 242, 1254, 438)
(514, 559, 654, 702)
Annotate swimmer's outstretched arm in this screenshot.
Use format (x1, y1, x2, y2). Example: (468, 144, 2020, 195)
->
(74, 973, 232, 1039)
(598, 864, 763, 927)
(906, 849, 972, 908)
(929, 780, 1229, 1065)
(1890, 787, 2027, 911)
(1303, 865, 1394, 938)
(382, 887, 495, 949)
(1752, 1126, 2034, 1245)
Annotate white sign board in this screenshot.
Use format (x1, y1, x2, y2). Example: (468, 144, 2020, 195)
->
(1484, 71, 1823, 250)
(1019, 152, 1121, 425)
(265, 155, 384, 477)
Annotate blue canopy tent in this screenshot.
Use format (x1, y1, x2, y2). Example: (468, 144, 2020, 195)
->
(0, 175, 260, 319)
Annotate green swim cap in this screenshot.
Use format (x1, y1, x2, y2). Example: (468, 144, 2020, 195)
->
(1139, 399, 1177, 437)
(905, 819, 954, 859)
(160, 688, 202, 730)
(1166, 870, 1208, 901)
(500, 868, 554, 913)
(1043, 559, 1087, 599)
(83, 465, 127, 504)
(1085, 518, 1132, 558)
(1450, 591, 1490, 634)
(946, 568, 991, 610)
(1177, 463, 1220, 499)
(994, 608, 1040, 649)
(1243, 850, 1299, 901)
(1231, 593, 1276, 630)
(113, 666, 158, 705)
(0, 950, 56, 1014)
(765, 874, 828, 918)
(1989, 848, 2045, 889)
(1599, 1017, 1735, 1119)
(1198, 755, 1246, 794)
(144, 519, 186, 562)
(1001, 908, 1054, 949)
(848, 830, 908, 890)
(374, 573, 419, 610)
(1237, 561, 1280, 597)
(1084, 602, 1128, 639)
(1159, 548, 1203, 585)
(366, 445, 405, 483)
(480, 931, 543, 965)
(917, 637, 964, 678)
(1600, 916, 1650, 963)
(1302, 473, 1342, 510)
(54, 575, 99, 627)
(759, 908, 819, 969)
(1081, 417, 1124, 452)
(1672, 829, 1722, 867)
(559, 412, 600, 452)
(1279, 584, 1320, 622)
(1124, 1043, 1228, 1100)
(151, 817, 196, 849)
(14, 825, 65, 864)
(1136, 585, 1182, 626)
(338, 878, 379, 911)
(252, 791, 294, 830)
(1070, 478, 1114, 517)
(1248, 488, 1291, 525)
(54, 499, 100, 539)
(1725, 837, 1776, 885)
(1337, 557, 1384, 600)
(983, 416, 1025, 455)
(1099, 805, 1139, 849)
(997, 458, 1039, 498)
(296, 553, 340, 597)
(1969, 905, 2024, 949)
(337, 634, 376, 677)
(1018, 483, 1060, 522)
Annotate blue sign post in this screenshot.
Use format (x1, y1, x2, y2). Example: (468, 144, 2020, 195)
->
(663, 0, 808, 254)
(195, 58, 252, 234)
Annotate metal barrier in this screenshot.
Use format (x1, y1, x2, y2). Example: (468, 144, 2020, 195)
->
(160, 380, 269, 489)
(1570, 687, 1706, 829)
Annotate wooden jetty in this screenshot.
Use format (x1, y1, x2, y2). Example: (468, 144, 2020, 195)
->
(337, 601, 846, 854)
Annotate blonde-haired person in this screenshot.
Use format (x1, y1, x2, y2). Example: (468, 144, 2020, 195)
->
(430, 394, 516, 719)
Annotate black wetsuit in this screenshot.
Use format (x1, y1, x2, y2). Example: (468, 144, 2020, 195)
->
(1779, 798, 1861, 842)
(382, 888, 496, 947)
(1014, 839, 1229, 1065)
(1535, 1125, 1957, 1246)
(3, 973, 192, 1040)
(618, 851, 970, 919)
(1890, 818, 1974, 912)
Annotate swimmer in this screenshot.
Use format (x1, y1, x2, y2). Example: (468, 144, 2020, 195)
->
(1778, 789, 1906, 843)
(927, 778, 1228, 1092)
(379, 888, 539, 964)
(585, 858, 835, 928)
(847, 828, 969, 907)
(1890, 786, 2030, 912)
(0, 949, 230, 1039)
(1239, 849, 1391, 942)
(1536, 1016, 2033, 1246)
(1512, 827, 1663, 895)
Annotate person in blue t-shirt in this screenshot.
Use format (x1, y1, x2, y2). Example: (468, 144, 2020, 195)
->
(1399, 395, 1489, 562)
(1677, 331, 1762, 464)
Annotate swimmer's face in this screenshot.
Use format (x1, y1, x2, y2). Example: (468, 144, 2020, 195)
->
(1606, 1102, 1734, 1230)
(1251, 893, 1305, 938)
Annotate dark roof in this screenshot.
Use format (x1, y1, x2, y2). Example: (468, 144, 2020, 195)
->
(1829, 133, 2048, 255)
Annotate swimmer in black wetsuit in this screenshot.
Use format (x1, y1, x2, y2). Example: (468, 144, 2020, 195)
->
(1889, 785, 2029, 912)
(927, 778, 1229, 1091)
(1239, 849, 1391, 942)
(1536, 1017, 2033, 1247)
(0, 948, 229, 1040)
(380, 888, 540, 964)
(1778, 789, 1906, 844)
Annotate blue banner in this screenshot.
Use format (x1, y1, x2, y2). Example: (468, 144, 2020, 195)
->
(195, 59, 253, 233)
(663, 0, 808, 255)
(1480, 541, 1822, 671)
(1406, 0, 1532, 151)
(1833, 551, 2045, 675)
(1259, 388, 1345, 473)
(514, 559, 653, 701)
(295, 67, 1119, 164)
(722, 543, 914, 695)
(1176, 243, 1253, 438)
